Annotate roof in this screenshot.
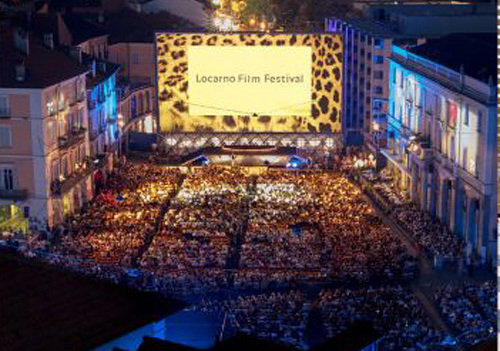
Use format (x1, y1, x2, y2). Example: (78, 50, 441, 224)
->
(84, 54, 121, 87)
(0, 252, 184, 351)
(467, 339, 497, 351)
(104, 8, 202, 44)
(330, 17, 401, 38)
(409, 33, 496, 83)
(366, 3, 495, 17)
(31, 12, 107, 46)
(61, 12, 107, 45)
(138, 333, 298, 351)
(0, 27, 88, 89)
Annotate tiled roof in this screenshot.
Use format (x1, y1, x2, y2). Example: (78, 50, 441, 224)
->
(0, 27, 88, 88)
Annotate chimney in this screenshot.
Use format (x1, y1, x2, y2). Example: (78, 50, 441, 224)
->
(43, 33, 54, 50)
(15, 60, 26, 82)
(69, 46, 82, 64)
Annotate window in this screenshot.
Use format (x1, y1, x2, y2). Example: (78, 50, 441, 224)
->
(374, 70, 384, 79)
(138, 93, 144, 114)
(0, 166, 14, 190)
(373, 100, 383, 111)
(80, 145, 86, 162)
(477, 109, 482, 132)
(0, 127, 12, 147)
(374, 86, 383, 95)
(0, 96, 8, 116)
(47, 120, 56, 145)
(62, 157, 68, 178)
(145, 90, 151, 111)
(46, 91, 56, 115)
(374, 38, 384, 50)
(462, 147, 468, 170)
(464, 104, 469, 126)
(51, 160, 60, 181)
(373, 55, 384, 64)
(447, 101, 457, 128)
(132, 53, 139, 64)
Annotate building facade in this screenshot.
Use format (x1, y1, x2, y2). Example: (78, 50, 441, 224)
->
(118, 83, 156, 133)
(385, 38, 497, 265)
(0, 29, 93, 230)
(86, 59, 120, 180)
(326, 18, 394, 147)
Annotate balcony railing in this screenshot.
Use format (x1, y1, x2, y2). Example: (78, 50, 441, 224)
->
(391, 46, 494, 104)
(58, 127, 86, 149)
(0, 189, 28, 200)
(50, 160, 95, 196)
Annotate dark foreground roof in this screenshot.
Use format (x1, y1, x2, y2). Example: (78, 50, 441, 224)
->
(409, 33, 496, 83)
(138, 333, 298, 351)
(62, 12, 108, 45)
(0, 252, 184, 351)
(467, 339, 497, 351)
(137, 324, 381, 351)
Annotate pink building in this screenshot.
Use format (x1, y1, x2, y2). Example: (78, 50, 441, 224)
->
(0, 27, 93, 231)
(118, 83, 156, 134)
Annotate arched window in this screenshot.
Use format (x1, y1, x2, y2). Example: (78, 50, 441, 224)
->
(138, 93, 144, 114)
(145, 90, 151, 111)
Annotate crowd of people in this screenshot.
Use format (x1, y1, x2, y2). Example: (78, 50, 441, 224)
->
(393, 203, 464, 259)
(240, 171, 417, 283)
(53, 164, 182, 266)
(361, 168, 464, 260)
(195, 290, 310, 350)
(433, 281, 496, 347)
(13, 162, 494, 350)
(193, 286, 450, 350)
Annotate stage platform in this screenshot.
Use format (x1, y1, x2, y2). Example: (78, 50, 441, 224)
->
(159, 132, 342, 156)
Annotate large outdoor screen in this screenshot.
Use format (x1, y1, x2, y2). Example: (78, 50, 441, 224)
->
(156, 33, 343, 133)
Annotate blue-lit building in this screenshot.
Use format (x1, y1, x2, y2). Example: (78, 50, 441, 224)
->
(384, 33, 497, 265)
(86, 58, 120, 181)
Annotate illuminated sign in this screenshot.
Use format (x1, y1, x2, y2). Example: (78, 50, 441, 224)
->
(156, 33, 343, 133)
(188, 46, 312, 116)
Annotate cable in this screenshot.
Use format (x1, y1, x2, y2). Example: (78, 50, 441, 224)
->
(186, 99, 312, 116)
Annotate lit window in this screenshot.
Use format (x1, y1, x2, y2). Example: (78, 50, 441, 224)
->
(464, 105, 469, 126)
(0, 96, 9, 116)
(0, 126, 12, 147)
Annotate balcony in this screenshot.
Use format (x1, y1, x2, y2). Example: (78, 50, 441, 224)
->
(89, 128, 100, 141)
(58, 127, 86, 149)
(0, 189, 28, 200)
(50, 160, 94, 196)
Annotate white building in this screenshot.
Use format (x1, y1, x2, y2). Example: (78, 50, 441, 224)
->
(385, 33, 497, 265)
